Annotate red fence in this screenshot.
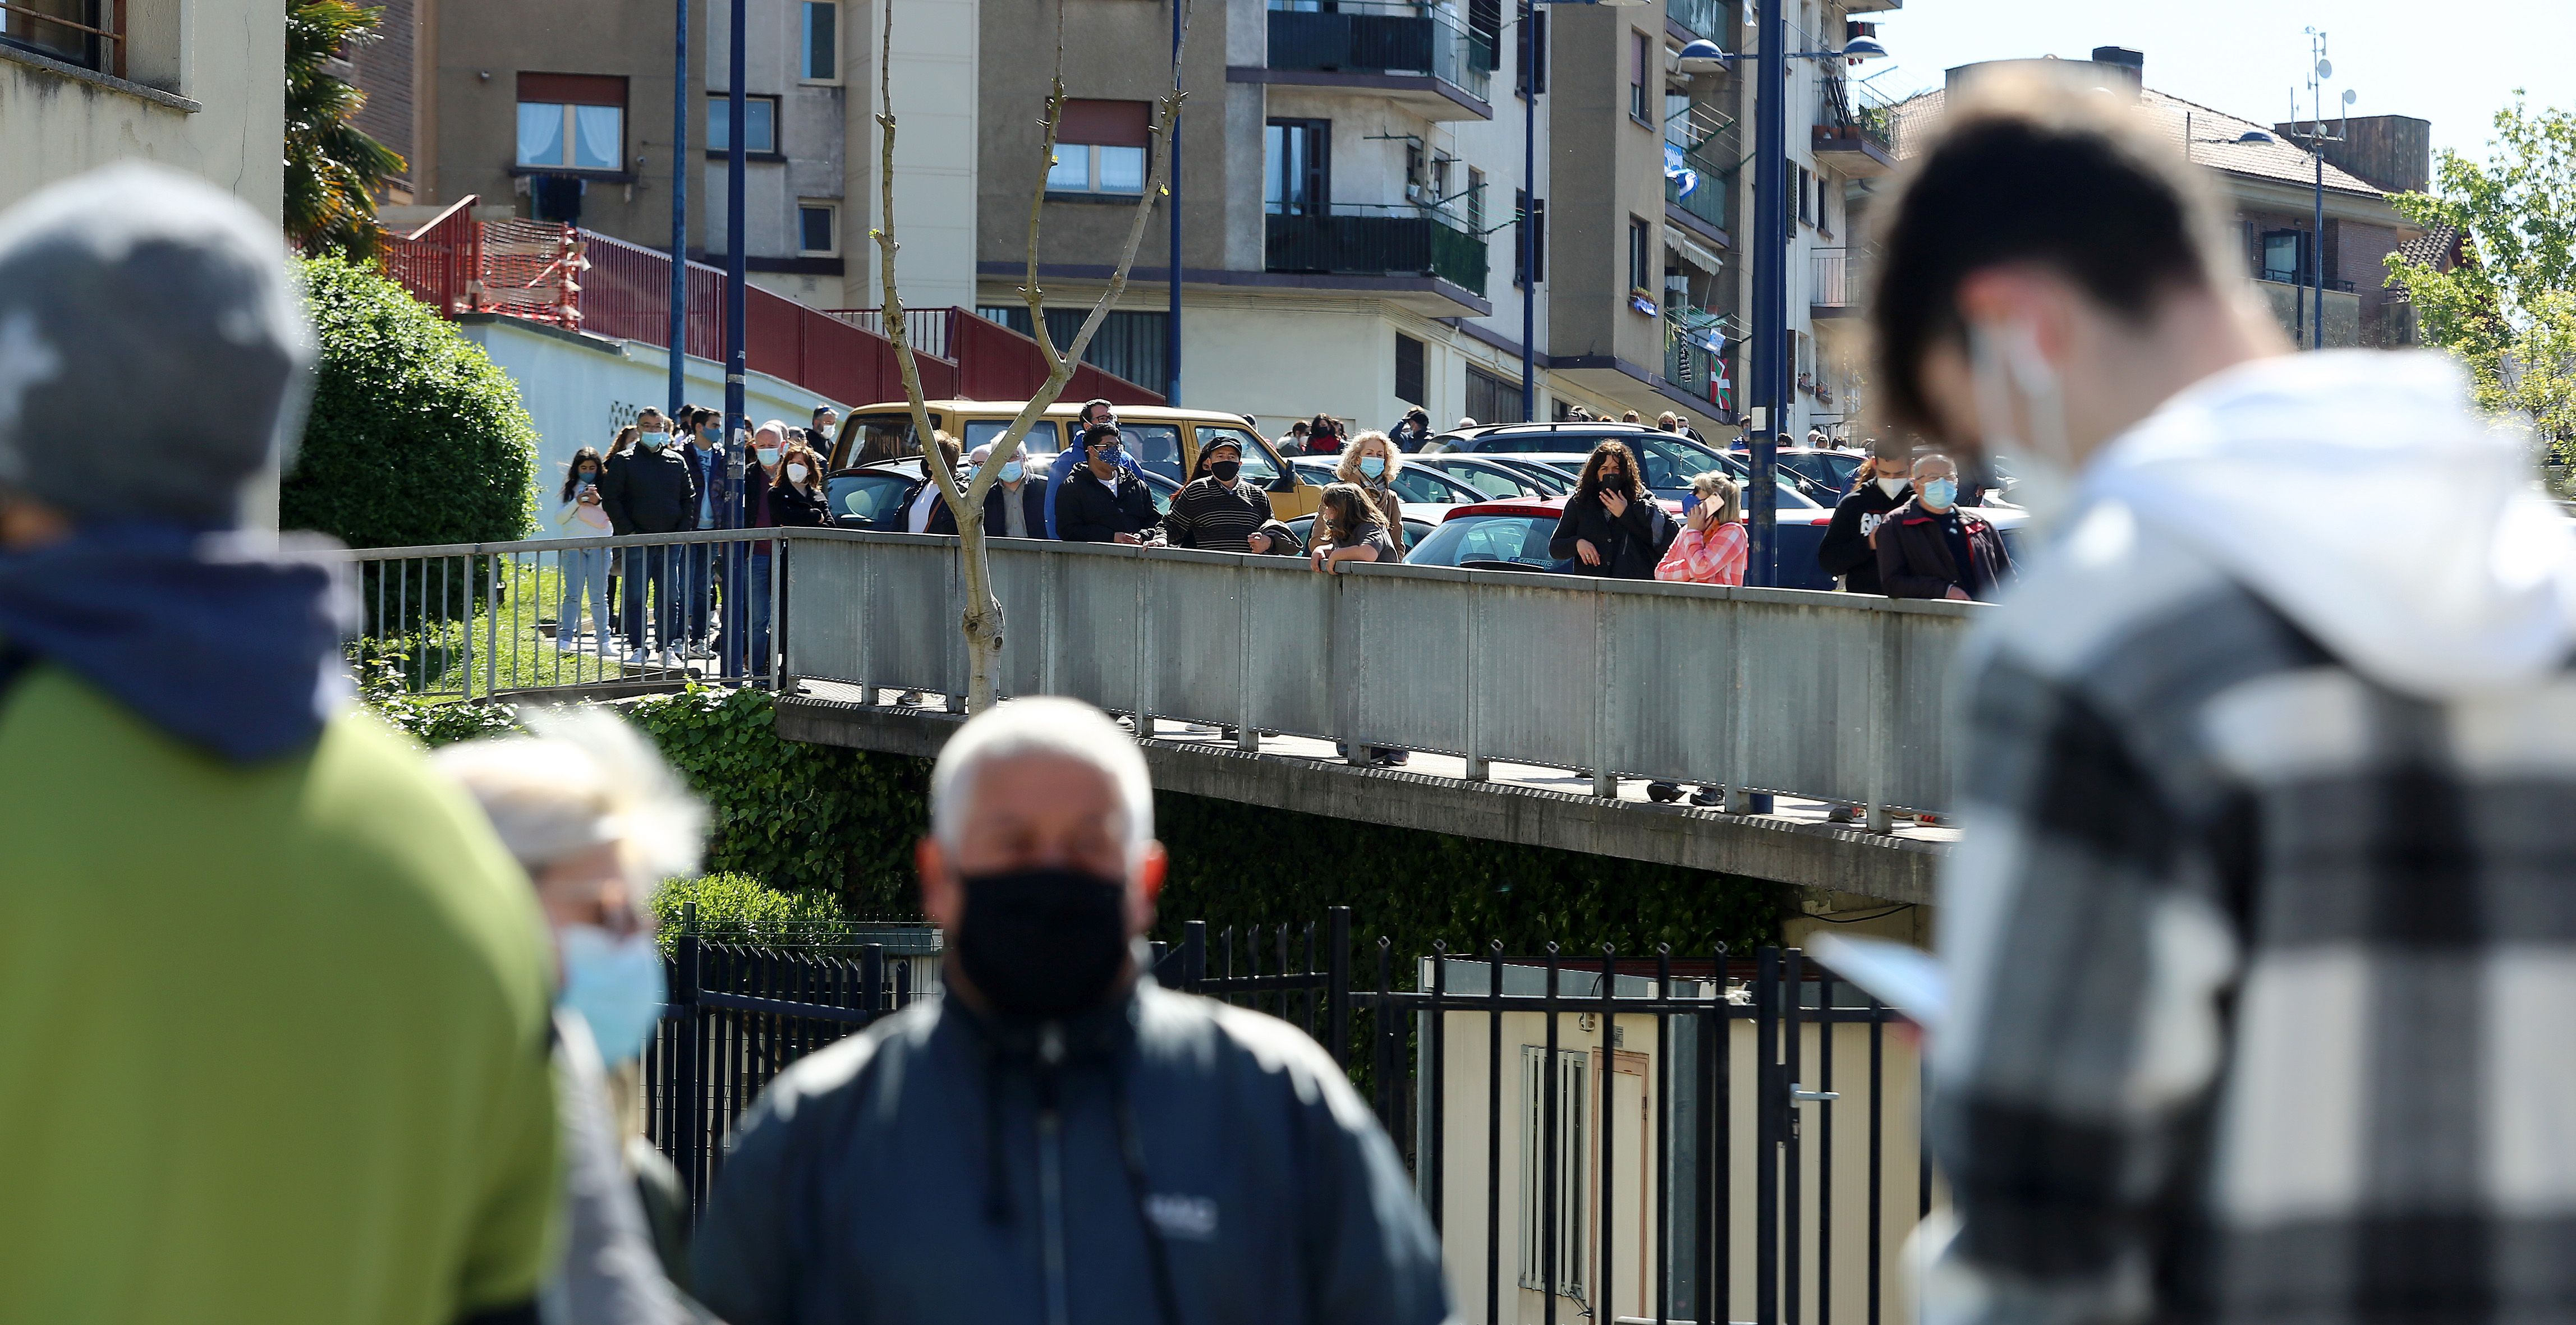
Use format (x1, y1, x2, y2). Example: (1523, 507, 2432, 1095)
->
(382, 202, 1161, 409)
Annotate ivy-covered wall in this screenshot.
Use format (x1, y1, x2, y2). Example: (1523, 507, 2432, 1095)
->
(373, 687, 1784, 964)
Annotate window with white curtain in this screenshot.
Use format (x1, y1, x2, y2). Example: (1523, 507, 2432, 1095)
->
(515, 74, 627, 172)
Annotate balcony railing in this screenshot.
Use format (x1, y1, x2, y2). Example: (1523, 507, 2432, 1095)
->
(1267, 2, 1492, 102)
(1665, 140, 1733, 234)
(1664, 311, 1732, 414)
(1265, 204, 1488, 296)
(1667, 0, 1731, 45)
(1, 0, 125, 75)
(1811, 247, 1850, 309)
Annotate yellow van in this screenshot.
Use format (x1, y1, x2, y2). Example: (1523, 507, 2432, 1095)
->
(826, 401, 1323, 519)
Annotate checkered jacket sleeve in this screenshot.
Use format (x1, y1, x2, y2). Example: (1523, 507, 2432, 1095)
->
(1931, 504, 2576, 1325)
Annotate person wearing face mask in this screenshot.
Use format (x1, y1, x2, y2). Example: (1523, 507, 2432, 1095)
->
(436, 710, 709, 1325)
(1043, 399, 1145, 538)
(1162, 439, 1279, 553)
(1873, 452, 2012, 602)
(1055, 423, 1164, 545)
(1549, 439, 1673, 579)
(1332, 429, 1408, 553)
(1386, 406, 1433, 452)
(601, 405, 699, 668)
(1866, 71, 2576, 1325)
(556, 447, 616, 655)
(691, 698, 1452, 1325)
(1816, 434, 1916, 594)
(927, 442, 1049, 538)
(768, 440, 834, 528)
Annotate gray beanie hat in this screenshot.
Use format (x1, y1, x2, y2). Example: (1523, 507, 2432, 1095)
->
(0, 164, 314, 525)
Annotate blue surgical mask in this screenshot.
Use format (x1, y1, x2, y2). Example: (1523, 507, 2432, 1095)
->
(1001, 461, 1025, 483)
(557, 924, 667, 1065)
(639, 432, 667, 452)
(1359, 456, 1386, 479)
(1921, 477, 1958, 510)
(756, 446, 780, 466)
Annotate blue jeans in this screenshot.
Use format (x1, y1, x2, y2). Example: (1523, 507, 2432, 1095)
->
(558, 546, 610, 648)
(683, 541, 719, 646)
(620, 544, 677, 654)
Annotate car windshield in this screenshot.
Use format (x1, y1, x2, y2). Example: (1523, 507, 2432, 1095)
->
(1388, 465, 1478, 504)
(825, 468, 917, 528)
(1408, 514, 1558, 568)
(963, 418, 1062, 461)
(1426, 459, 1547, 500)
(1121, 423, 1187, 484)
(838, 415, 922, 468)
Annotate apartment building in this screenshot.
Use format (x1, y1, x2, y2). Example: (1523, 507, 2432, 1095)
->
(349, 0, 975, 309)
(2, 0, 284, 218)
(1891, 49, 2425, 355)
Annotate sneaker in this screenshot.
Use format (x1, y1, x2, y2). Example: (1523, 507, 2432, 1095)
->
(898, 690, 924, 706)
(1646, 781, 1683, 803)
(626, 648, 646, 666)
(1917, 811, 1943, 827)
(555, 637, 580, 654)
(686, 642, 716, 660)
(1689, 786, 1725, 807)
(660, 648, 685, 668)
(1826, 806, 1861, 825)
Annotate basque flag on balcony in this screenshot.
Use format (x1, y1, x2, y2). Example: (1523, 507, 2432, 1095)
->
(1664, 142, 1699, 199)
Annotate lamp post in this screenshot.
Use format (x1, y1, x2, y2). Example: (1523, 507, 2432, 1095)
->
(1518, 0, 1538, 422)
(1675, 25, 1884, 587)
(2290, 29, 2355, 353)
(668, 0, 688, 418)
(1166, 0, 1182, 404)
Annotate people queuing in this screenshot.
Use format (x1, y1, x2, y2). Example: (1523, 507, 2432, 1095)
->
(925, 443, 1046, 538)
(1875, 452, 2014, 601)
(1044, 399, 1146, 537)
(1058, 423, 1165, 545)
(1816, 435, 1914, 595)
(1655, 471, 1746, 587)
(1335, 429, 1409, 554)
(906, 430, 963, 535)
(1387, 406, 1434, 452)
(1550, 439, 1673, 579)
(600, 406, 697, 668)
(557, 446, 615, 654)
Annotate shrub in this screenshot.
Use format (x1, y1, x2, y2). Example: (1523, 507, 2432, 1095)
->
(284, 256, 538, 548)
(651, 872, 855, 951)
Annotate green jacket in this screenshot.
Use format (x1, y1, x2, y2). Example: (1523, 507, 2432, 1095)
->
(0, 664, 561, 1324)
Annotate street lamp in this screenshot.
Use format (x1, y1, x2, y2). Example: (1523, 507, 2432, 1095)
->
(2288, 29, 2354, 352)
(1675, 17, 1889, 588)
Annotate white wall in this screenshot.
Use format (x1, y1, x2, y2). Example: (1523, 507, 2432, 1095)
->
(457, 318, 842, 535)
(0, 0, 284, 220)
(856, 0, 977, 310)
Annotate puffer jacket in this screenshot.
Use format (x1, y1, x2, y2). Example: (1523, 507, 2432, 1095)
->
(692, 979, 1450, 1325)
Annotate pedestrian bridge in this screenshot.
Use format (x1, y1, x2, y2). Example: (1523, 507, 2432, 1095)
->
(344, 528, 1975, 906)
(770, 531, 1972, 905)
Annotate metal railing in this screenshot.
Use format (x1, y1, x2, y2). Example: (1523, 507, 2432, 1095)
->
(1, 0, 123, 75)
(782, 530, 1972, 816)
(1665, 140, 1734, 234)
(823, 307, 954, 361)
(342, 529, 790, 701)
(1810, 247, 1849, 310)
(1267, 1, 1493, 101)
(1664, 313, 1732, 414)
(640, 908, 1933, 1325)
(1667, 0, 1730, 44)
(1266, 203, 1490, 296)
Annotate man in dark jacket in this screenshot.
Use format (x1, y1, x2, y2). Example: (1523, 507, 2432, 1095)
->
(1043, 399, 1146, 537)
(692, 698, 1452, 1325)
(601, 413, 697, 666)
(1875, 453, 2011, 601)
(1056, 424, 1163, 545)
(926, 443, 1050, 538)
(1816, 435, 1913, 593)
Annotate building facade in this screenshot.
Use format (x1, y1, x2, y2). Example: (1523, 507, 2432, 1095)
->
(349, 0, 975, 310)
(2, 0, 284, 219)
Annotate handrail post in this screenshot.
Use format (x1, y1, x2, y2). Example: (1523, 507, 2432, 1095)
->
(859, 942, 885, 1020)
(1756, 945, 1780, 1325)
(1865, 608, 1892, 832)
(1326, 905, 1352, 1067)
(1590, 587, 1615, 798)
(676, 902, 704, 1214)
(1182, 919, 1207, 992)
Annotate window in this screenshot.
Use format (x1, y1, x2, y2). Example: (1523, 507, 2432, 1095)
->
(1628, 218, 1651, 294)
(1395, 333, 1427, 406)
(1466, 167, 1486, 235)
(1796, 164, 1812, 226)
(1516, 8, 1547, 96)
(1515, 191, 1546, 287)
(2262, 229, 2304, 283)
(1519, 1046, 1588, 1298)
(964, 418, 1064, 458)
(978, 306, 1169, 392)
(797, 202, 837, 256)
(1467, 0, 1501, 70)
(516, 73, 627, 173)
(706, 94, 782, 155)
(1121, 422, 1186, 484)
(1467, 365, 1521, 425)
(1053, 99, 1151, 195)
(800, 1, 839, 81)
(1, 0, 106, 70)
(1265, 119, 1330, 215)
(1629, 31, 1650, 121)
(1193, 426, 1281, 486)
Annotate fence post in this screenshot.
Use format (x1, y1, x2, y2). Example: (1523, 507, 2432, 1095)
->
(1591, 589, 1616, 798)
(1463, 580, 1488, 781)
(1326, 906, 1352, 1068)
(1865, 608, 1892, 833)
(675, 901, 703, 1215)
(1756, 946, 1781, 1325)
(1182, 920, 1207, 992)
(485, 551, 502, 698)
(860, 943, 885, 1020)
(772, 536, 793, 694)
(456, 555, 475, 702)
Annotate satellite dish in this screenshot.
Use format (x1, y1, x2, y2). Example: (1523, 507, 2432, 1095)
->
(2316, 57, 2333, 79)
(2343, 88, 2358, 106)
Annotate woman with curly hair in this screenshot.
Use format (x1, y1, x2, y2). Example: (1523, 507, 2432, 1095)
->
(1548, 439, 1673, 578)
(1332, 429, 1408, 553)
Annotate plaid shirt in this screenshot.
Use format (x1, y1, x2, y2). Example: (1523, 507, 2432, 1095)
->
(1930, 500, 2576, 1325)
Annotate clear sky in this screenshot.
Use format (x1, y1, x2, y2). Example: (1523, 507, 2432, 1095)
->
(1858, 0, 2576, 167)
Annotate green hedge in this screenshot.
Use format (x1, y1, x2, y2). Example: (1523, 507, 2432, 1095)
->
(368, 687, 1784, 967)
(651, 871, 857, 951)
(284, 256, 538, 548)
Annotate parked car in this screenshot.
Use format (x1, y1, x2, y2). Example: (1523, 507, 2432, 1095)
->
(1288, 456, 1482, 527)
(830, 401, 1322, 518)
(825, 458, 939, 530)
(1404, 499, 1575, 572)
(1409, 453, 1571, 502)
(1767, 447, 1864, 504)
(1284, 512, 1438, 553)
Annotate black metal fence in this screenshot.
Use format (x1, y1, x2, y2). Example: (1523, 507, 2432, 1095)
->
(643, 906, 1932, 1325)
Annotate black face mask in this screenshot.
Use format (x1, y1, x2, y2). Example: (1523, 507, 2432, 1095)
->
(1210, 460, 1242, 482)
(954, 868, 1131, 1019)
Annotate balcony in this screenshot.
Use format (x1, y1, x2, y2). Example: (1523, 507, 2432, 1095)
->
(1667, 0, 1732, 45)
(1265, 204, 1489, 298)
(1813, 78, 1897, 177)
(1664, 140, 1733, 243)
(1810, 247, 1854, 319)
(1663, 312, 1732, 416)
(1252, 2, 1493, 119)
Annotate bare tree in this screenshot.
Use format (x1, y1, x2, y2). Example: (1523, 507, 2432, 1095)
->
(873, 0, 1191, 712)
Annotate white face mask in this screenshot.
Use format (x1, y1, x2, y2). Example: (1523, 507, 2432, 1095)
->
(1876, 475, 1906, 498)
(786, 463, 810, 484)
(1969, 319, 2077, 532)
